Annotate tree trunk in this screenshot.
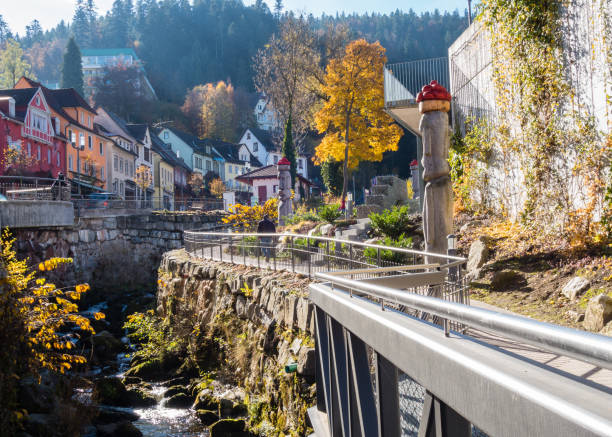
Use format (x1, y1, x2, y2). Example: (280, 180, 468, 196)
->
(341, 98, 353, 210)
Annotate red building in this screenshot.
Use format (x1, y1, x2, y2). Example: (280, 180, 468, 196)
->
(0, 87, 67, 178)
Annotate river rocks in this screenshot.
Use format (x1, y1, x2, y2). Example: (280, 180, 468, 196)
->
(467, 236, 489, 279)
(96, 421, 143, 437)
(197, 409, 220, 425)
(163, 385, 190, 398)
(561, 276, 590, 300)
(490, 270, 524, 291)
(95, 407, 139, 424)
(124, 358, 164, 379)
(584, 294, 612, 332)
(600, 321, 612, 337)
(25, 413, 57, 436)
(125, 386, 156, 407)
(194, 391, 220, 411)
(209, 419, 246, 436)
(164, 392, 195, 408)
(94, 377, 129, 406)
(92, 330, 124, 361)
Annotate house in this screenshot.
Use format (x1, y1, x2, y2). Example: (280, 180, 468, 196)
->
(238, 127, 309, 180)
(151, 139, 175, 210)
(151, 134, 191, 208)
(0, 88, 67, 178)
(81, 48, 157, 100)
(15, 76, 109, 193)
(209, 140, 263, 198)
(253, 97, 279, 132)
(125, 123, 154, 200)
(94, 108, 139, 198)
(191, 140, 220, 179)
(236, 164, 313, 204)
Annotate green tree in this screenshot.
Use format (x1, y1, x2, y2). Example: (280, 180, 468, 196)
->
(0, 39, 34, 88)
(72, 0, 91, 48)
(61, 36, 84, 95)
(0, 15, 12, 46)
(321, 158, 343, 196)
(281, 116, 297, 185)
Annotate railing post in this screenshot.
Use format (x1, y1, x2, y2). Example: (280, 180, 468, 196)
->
(229, 235, 234, 264)
(326, 240, 330, 272)
(349, 243, 353, 269)
(257, 236, 260, 269)
(219, 240, 223, 262)
(273, 236, 277, 271)
(291, 236, 295, 273)
(242, 235, 246, 265)
(377, 247, 381, 267)
(307, 238, 311, 278)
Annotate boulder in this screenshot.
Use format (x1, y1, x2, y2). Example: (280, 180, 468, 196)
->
(193, 391, 220, 411)
(297, 347, 315, 376)
(96, 421, 143, 437)
(125, 387, 157, 407)
(124, 358, 163, 380)
(92, 331, 124, 361)
(584, 294, 612, 332)
(600, 321, 612, 337)
(561, 276, 590, 300)
(320, 224, 334, 236)
(467, 236, 488, 275)
(94, 377, 128, 406)
(490, 270, 524, 291)
(95, 407, 139, 424)
(209, 419, 246, 436)
(163, 385, 190, 399)
(565, 310, 585, 323)
(196, 409, 220, 425)
(219, 398, 247, 417)
(164, 392, 194, 408)
(24, 413, 57, 436)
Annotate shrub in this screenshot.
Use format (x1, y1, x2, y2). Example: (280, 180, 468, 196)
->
(222, 198, 278, 230)
(318, 204, 342, 224)
(369, 205, 414, 240)
(364, 234, 413, 264)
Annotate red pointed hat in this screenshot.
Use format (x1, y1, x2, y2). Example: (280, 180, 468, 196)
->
(277, 157, 291, 165)
(410, 159, 418, 166)
(416, 80, 451, 103)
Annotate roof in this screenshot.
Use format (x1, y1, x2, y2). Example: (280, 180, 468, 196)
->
(164, 127, 199, 147)
(151, 134, 190, 171)
(210, 140, 263, 167)
(0, 88, 37, 107)
(125, 124, 148, 143)
(50, 88, 95, 113)
(236, 164, 313, 186)
(95, 108, 138, 143)
(95, 122, 137, 156)
(81, 48, 138, 58)
(244, 127, 276, 151)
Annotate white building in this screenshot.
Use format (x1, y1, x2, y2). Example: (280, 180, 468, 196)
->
(253, 97, 278, 132)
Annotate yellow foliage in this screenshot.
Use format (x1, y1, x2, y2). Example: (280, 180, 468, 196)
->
(314, 39, 402, 170)
(222, 198, 278, 230)
(0, 229, 100, 376)
(209, 177, 226, 198)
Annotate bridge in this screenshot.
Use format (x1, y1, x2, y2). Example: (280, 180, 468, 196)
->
(184, 230, 612, 437)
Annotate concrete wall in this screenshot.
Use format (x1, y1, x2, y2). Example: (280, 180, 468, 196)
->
(0, 200, 74, 228)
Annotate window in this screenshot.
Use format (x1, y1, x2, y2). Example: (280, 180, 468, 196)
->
(119, 158, 124, 173)
(100, 142, 103, 155)
(273, 185, 278, 193)
(247, 133, 251, 140)
(88, 116, 91, 127)
(101, 166, 104, 180)
(164, 131, 169, 139)
(144, 148, 150, 162)
(56, 152, 60, 167)
(88, 135, 92, 149)
(36, 96, 40, 105)
(206, 160, 211, 171)
(129, 162, 133, 177)
(298, 159, 303, 169)
(194, 157, 202, 169)
(253, 142, 258, 152)
(27, 143, 31, 156)
(68, 129, 73, 144)
(80, 112, 84, 123)
(274, 155, 278, 164)
(37, 145, 41, 161)
(206, 146, 211, 154)
(114, 155, 118, 171)
(68, 155, 73, 170)
(79, 133, 85, 148)
(47, 149, 51, 163)
(228, 166, 232, 174)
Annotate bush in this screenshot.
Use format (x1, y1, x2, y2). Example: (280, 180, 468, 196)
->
(321, 159, 343, 196)
(319, 204, 342, 224)
(364, 235, 413, 264)
(369, 205, 415, 240)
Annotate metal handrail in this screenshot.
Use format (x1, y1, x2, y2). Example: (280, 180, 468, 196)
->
(315, 272, 612, 371)
(183, 230, 467, 264)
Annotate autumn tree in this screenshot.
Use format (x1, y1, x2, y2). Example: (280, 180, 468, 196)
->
(91, 62, 144, 119)
(200, 81, 235, 141)
(209, 178, 226, 198)
(135, 164, 152, 202)
(0, 39, 35, 88)
(188, 172, 204, 197)
(61, 36, 84, 95)
(282, 116, 296, 185)
(314, 39, 402, 206)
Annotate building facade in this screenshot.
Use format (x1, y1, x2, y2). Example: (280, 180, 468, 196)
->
(253, 97, 279, 132)
(126, 124, 154, 199)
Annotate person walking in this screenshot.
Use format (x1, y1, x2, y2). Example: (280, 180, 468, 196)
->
(257, 214, 276, 262)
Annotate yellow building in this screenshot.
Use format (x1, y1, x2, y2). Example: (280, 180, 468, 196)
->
(152, 139, 175, 209)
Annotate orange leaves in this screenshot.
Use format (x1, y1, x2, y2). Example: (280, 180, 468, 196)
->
(314, 39, 402, 170)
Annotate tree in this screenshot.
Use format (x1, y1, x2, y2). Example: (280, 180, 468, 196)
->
(135, 164, 152, 202)
(91, 62, 143, 119)
(0, 15, 12, 46)
(273, 0, 283, 19)
(61, 36, 84, 95)
(188, 172, 204, 197)
(199, 81, 236, 141)
(0, 39, 35, 88)
(314, 39, 403, 206)
(254, 16, 322, 162)
(321, 158, 343, 196)
(72, 0, 91, 48)
(281, 116, 296, 185)
(24, 20, 43, 47)
(209, 178, 226, 198)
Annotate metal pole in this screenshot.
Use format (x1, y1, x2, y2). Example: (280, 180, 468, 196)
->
(230, 235, 234, 263)
(291, 236, 295, 273)
(468, 0, 472, 25)
(273, 237, 277, 271)
(243, 235, 246, 265)
(307, 238, 311, 278)
(326, 240, 330, 271)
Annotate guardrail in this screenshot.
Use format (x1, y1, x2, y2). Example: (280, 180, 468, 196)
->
(0, 175, 70, 201)
(72, 197, 224, 212)
(309, 277, 612, 437)
(384, 57, 450, 107)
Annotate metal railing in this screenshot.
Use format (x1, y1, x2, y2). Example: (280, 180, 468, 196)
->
(309, 277, 612, 437)
(384, 57, 450, 107)
(71, 196, 224, 212)
(0, 175, 71, 201)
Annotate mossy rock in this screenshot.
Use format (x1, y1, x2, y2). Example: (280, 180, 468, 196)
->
(209, 418, 246, 436)
(219, 398, 247, 417)
(97, 420, 143, 437)
(94, 377, 128, 406)
(124, 358, 164, 380)
(196, 409, 220, 425)
(194, 391, 220, 411)
(95, 407, 139, 424)
(164, 392, 194, 408)
(126, 387, 157, 407)
(164, 385, 190, 398)
(122, 376, 143, 385)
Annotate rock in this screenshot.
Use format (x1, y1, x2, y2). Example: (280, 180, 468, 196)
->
(94, 377, 128, 406)
(162, 376, 191, 387)
(18, 375, 56, 413)
(235, 296, 248, 320)
(164, 392, 195, 408)
(467, 236, 488, 274)
(196, 409, 220, 425)
(584, 294, 612, 332)
(97, 421, 143, 437)
(95, 407, 139, 424)
(320, 224, 334, 235)
(122, 376, 143, 386)
(561, 276, 590, 300)
(600, 321, 612, 337)
(490, 270, 524, 291)
(194, 391, 220, 411)
(24, 413, 56, 436)
(565, 310, 585, 323)
(125, 387, 157, 407)
(92, 330, 124, 361)
(163, 385, 189, 398)
(297, 347, 315, 376)
(290, 338, 302, 355)
(219, 398, 247, 417)
(209, 419, 246, 436)
(124, 358, 163, 380)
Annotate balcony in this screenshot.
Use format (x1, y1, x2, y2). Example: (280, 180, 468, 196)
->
(384, 57, 449, 135)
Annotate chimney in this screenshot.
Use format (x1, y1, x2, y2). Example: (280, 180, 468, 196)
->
(8, 97, 15, 118)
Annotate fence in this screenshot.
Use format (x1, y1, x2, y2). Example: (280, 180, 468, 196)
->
(384, 57, 450, 107)
(71, 196, 224, 213)
(183, 231, 469, 319)
(0, 175, 71, 201)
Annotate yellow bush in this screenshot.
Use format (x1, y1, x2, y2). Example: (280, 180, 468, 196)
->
(222, 198, 278, 230)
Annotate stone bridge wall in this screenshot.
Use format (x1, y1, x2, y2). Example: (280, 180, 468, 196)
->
(10, 211, 226, 291)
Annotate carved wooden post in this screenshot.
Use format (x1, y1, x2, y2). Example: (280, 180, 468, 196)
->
(277, 157, 292, 226)
(417, 80, 453, 265)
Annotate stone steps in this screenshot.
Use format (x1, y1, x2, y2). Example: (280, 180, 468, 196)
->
(371, 184, 390, 195)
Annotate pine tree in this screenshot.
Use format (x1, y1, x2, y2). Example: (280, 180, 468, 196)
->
(281, 116, 297, 186)
(273, 0, 283, 19)
(0, 15, 13, 45)
(61, 37, 84, 95)
(72, 0, 90, 48)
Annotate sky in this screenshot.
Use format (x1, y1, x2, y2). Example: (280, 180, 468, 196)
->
(2, 0, 469, 35)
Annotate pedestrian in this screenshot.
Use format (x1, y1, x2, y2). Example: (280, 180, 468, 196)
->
(257, 214, 276, 262)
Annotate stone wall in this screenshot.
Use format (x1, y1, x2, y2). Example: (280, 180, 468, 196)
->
(157, 250, 315, 435)
(11, 211, 225, 291)
(0, 200, 74, 228)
